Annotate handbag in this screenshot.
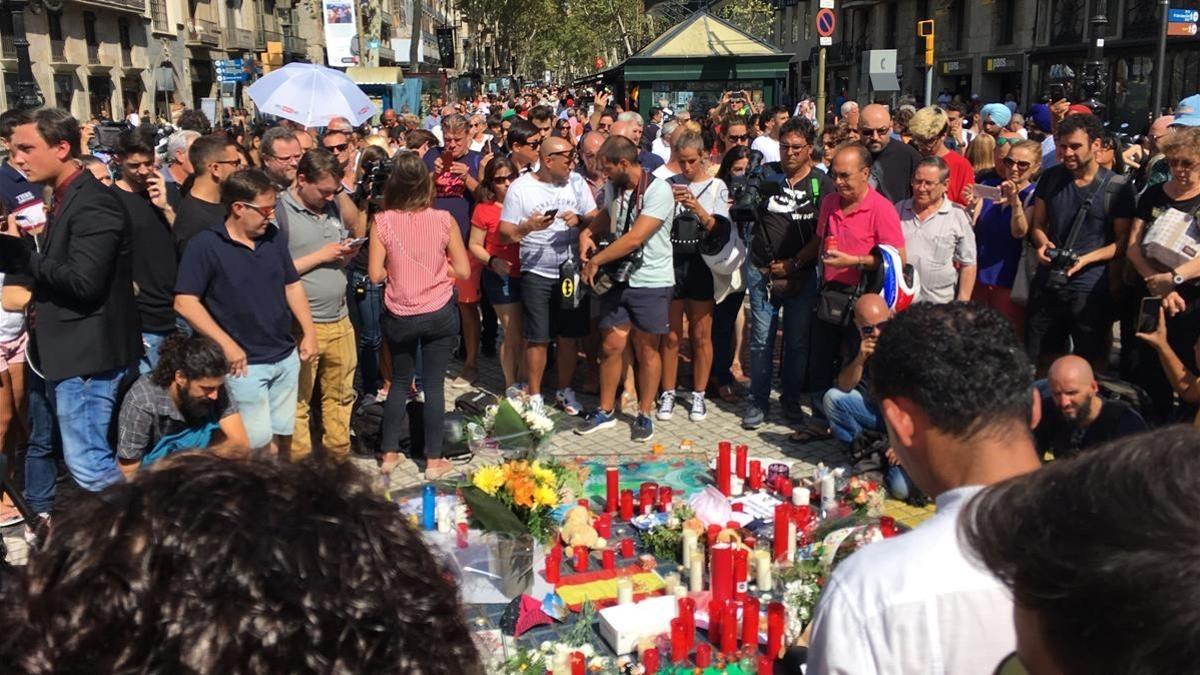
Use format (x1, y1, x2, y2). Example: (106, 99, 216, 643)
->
(816, 281, 860, 326)
(1009, 242, 1038, 306)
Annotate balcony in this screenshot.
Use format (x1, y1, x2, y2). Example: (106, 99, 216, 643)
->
(378, 43, 396, 63)
(1, 35, 15, 60)
(121, 47, 132, 67)
(283, 34, 306, 55)
(87, 43, 100, 64)
(186, 19, 222, 47)
(50, 38, 67, 63)
(258, 28, 282, 51)
(226, 26, 255, 51)
(78, 0, 147, 12)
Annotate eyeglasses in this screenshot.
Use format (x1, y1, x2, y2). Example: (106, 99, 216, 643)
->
(494, 174, 514, 184)
(860, 126, 891, 138)
(238, 202, 276, 219)
(727, 134, 749, 142)
(1002, 157, 1033, 170)
(324, 142, 351, 153)
(523, 139, 542, 149)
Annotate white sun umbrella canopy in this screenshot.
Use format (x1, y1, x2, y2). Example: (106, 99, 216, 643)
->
(247, 62, 378, 127)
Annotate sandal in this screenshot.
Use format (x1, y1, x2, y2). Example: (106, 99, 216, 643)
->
(378, 451, 402, 477)
(424, 458, 455, 481)
(789, 426, 833, 444)
(0, 505, 24, 528)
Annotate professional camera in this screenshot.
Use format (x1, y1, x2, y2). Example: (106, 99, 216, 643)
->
(1045, 247, 1080, 290)
(589, 232, 643, 295)
(89, 120, 130, 155)
(357, 157, 394, 202)
(727, 149, 776, 222)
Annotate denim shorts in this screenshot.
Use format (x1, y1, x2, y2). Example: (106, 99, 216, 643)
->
(224, 349, 301, 449)
(481, 268, 523, 306)
(598, 285, 672, 334)
(522, 273, 590, 343)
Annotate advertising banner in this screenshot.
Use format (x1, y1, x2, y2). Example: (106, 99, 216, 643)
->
(323, 0, 358, 66)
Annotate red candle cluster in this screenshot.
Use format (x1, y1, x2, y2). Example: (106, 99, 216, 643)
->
(742, 596, 760, 648)
(605, 466, 619, 513)
(619, 489, 634, 521)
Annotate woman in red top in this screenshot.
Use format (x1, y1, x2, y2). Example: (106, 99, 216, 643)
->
(368, 153, 471, 480)
(468, 157, 523, 387)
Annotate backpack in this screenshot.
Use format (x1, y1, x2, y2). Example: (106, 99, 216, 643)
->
(1095, 375, 1152, 423)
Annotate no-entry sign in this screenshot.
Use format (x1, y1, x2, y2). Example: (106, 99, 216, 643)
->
(816, 8, 837, 38)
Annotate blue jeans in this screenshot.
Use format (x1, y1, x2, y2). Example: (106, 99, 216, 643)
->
(746, 265, 818, 411)
(885, 465, 915, 501)
(139, 331, 171, 376)
(224, 349, 301, 449)
(712, 290, 746, 387)
(24, 368, 60, 513)
(822, 387, 885, 444)
(347, 269, 384, 395)
(49, 368, 124, 492)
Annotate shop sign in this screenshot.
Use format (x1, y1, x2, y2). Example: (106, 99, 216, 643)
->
(984, 55, 1023, 74)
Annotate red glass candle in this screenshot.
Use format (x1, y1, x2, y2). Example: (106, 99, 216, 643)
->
(695, 643, 712, 668)
(773, 504, 790, 563)
(456, 521, 469, 549)
(602, 548, 616, 571)
(731, 502, 744, 513)
(659, 486, 673, 512)
(733, 548, 749, 600)
(720, 601, 738, 656)
(706, 523, 721, 548)
(574, 546, 588, 573)
(606, 466, 619, 513)
(793, 505, 814, 545)
(742, 596, 760, 649)
(595, 512, 612, 539)
(735, 444, 749, 478)
(670, 617, 688, 664)
(743, 535, 757, 549)
(619, 489, 634, 521)
(880, 515, 898, 538)
(642, 647, 660, 674)
(758, 654, 773, 675)
(708, 597, 724, 640)
(710, 543, 734, 608)
(717, 441, 732, 495)
(578, 498, 590, 509)
(766, 601, 785, 661)
(748, 460, 763, 490)
(779, 479, 793, 500)
(545, 548, 562, 584)
(678, 597, 696, 652)
(620, 538, 634, 557)
(569, 650, 586, 675)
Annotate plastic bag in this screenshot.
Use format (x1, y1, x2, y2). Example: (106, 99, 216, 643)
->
(687, 486, 733, 527)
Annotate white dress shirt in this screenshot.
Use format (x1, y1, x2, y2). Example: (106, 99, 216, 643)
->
(652, 136, 672, 163)
(752, 134, 781, 163)
(806, 486, 1016, 675)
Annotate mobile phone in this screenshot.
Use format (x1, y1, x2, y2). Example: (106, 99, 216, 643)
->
(343, 237, 368, 247)
(543, 208, 559, 220)
(972, 184, 1003, 201)
(1138, 296, 1163, 333)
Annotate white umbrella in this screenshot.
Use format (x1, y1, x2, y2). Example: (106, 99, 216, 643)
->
(247, 62, 378, 127)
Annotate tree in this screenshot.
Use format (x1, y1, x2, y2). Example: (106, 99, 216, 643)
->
(713, 0, 775, 39)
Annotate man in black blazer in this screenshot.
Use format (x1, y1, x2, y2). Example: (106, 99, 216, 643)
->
(1, 107, 139, 492)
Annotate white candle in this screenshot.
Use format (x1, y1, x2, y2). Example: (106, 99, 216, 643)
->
(663, 572, 680, 596)
(674, 584, 688, 599)
(820, 474, 837, 516)
(616, 577, 634, 605)
(793, 486, 811, 506)
(786, 520, 797, 562)
(731, 477, 744, 496)
(436, 504, 452, 533)
(689, 552, 704, 592)
(682, 529, 699, 566)
(755, 550, 773, 591)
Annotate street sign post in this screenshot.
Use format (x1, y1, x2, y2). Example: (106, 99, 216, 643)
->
(1168, 8, 1199, 22)
(1156, 3, 1199, 115)
(1167, 22, 1198, 35)
(215, 59, 248, 83)
(815, 6, 836, 129)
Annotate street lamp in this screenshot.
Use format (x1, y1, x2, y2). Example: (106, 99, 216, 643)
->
(1079, 0, 1109, 113)
(6, 0, 50, 109)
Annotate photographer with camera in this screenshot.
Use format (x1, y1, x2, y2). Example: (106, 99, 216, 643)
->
(575, 135, 675, 442)
(1027, 113, 1135, 371)
(347, 146, 392, 402)
(740, 117, 835, 431)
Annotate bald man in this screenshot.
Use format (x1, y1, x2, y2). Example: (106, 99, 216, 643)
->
(860, 103, 921, 203)
(1036, 355, 1147, 459)
(821, 294, 914, 498)
(576, 131, 608, 198)
(1137, 115, 1178, 190)
(611, 120, 664, 173)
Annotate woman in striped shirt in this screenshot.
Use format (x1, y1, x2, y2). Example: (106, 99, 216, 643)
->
(369, 153, 471, 480)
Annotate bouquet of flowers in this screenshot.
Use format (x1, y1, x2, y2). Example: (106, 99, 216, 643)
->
(842, 475, 886, 518)
(460, 458, 585, 544)
(776, 558, 826, 646)
(469, 387, 559, 452)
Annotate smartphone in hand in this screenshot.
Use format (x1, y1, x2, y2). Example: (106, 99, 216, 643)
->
(543, 208, 559, 220)
(1138, 296, 1163, 333)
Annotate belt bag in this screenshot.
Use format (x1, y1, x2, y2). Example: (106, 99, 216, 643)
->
(817, 281, 860, 326)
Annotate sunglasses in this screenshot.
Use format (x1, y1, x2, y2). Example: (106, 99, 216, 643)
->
(494, 174, 514, 184)
(727, 134, 749, 142)
(523, 139, 542, 149)
(860, 126, 891, 138)
(324, 142, 350, 153)
(859, 321, 889, 336)
(995, 137, 1020, 146)
(238, 202, 276, 219)
(1002, 157, 1033, 170)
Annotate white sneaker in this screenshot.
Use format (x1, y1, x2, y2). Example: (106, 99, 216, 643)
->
(555, 387, 582, 416)
(689, 391, 708, 422)
(657, 390, 677, 421)
(24, 512, 49, 546)
(529, 394, 545, 416)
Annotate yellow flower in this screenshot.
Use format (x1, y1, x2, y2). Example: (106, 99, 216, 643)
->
(472, 466, 506, 496)
(534, 484, 559, 508)
(530, 461, 556, 486)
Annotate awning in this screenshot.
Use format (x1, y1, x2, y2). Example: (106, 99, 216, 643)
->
(346, 67, 404, 85)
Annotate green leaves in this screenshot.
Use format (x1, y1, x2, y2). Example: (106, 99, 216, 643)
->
(459, 485, 530, 535)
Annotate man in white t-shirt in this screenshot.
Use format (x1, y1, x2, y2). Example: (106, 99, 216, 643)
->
(750, 105, 789, 163)
(807, 303, 1040, 675)
(575, 136, 675, 443)
(499, 135, 596, 417)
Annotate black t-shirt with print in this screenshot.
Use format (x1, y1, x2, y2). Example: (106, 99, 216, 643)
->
(750, 164, 835, 268)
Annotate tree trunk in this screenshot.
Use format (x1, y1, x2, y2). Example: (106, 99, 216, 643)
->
(409, 0, 422, 69)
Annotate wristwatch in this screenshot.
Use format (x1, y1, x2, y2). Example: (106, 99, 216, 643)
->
(1173, 270, 1186, 286)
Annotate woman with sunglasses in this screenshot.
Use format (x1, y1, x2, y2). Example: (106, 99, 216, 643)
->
(468, 157, 524, 388)
(970, 139, 1041, 337)
(1123, 126, 1200, 422)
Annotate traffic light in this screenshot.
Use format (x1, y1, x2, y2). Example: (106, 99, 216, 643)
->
(917, 20, 935, 68)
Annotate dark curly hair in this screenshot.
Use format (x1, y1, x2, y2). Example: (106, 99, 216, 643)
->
(0, 455, 483, 674)
(870, 302, 1034, 440)
(961, 426, 1200, 675)
(149, 332, 228, 388)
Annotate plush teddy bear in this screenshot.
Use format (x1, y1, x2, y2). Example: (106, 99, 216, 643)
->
(559, 505, 607, 551)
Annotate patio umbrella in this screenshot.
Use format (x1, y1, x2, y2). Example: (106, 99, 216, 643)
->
(247, 62, 377, 127)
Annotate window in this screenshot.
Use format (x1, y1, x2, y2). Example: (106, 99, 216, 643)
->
(119, 18, 132, 51)
(84, 12, 98, 47)
(994, 0, 1015, 45)
(0, 12, 15, 59)
(1050, 0, 1085, 44)
(54, 74, 73, 110)
(4, 73, 18, 112)
(47, 12, 63, 42)
(948, 0, 966, 51)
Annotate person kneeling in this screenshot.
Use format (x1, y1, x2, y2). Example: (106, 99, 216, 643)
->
(822, 294, 915, 500)
(116, 333, 249, 478)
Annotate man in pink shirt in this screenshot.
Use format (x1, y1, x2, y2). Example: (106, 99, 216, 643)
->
(909, 106, 975, 207)
(816, 144, 906, 288)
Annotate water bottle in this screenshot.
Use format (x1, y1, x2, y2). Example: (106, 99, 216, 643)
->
(422, 483, 437, 530)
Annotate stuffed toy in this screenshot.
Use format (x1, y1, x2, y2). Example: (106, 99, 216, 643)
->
(559, 505, 607, 551)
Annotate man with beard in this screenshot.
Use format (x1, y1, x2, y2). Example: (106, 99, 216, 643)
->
(116, 333, 248, 477)
(261, 126, 304, 191)
(859, 103, 921, 203)
(1036, 355, 1146, 459)
(112, 129, 183, 373)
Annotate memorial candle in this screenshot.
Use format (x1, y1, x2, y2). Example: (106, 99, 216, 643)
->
(620, 489, 634, 521)
(574, 546, 588, 572)
(779, 479, 793, 500)
(620, 538, 635, 558)
(717, 441, 732, 495)
(706, 524, 721, 549)
(742, 596, 760, 648)
(682, 529, 699, 565)
(720, 601, 739, 656)
(733, 548, 749, 600)
(787, 518, 798, 562)
(754, 549, 773, 590)
(616, 577, 634, 605)
(689, 552, 704, 591)
(545, 547, 562, 584)
(602, 548, 616, 571)
(793, 486, 811, 507)
(758, 654, 773, 675)
(820, 473, 837, 516)
(707, 598, 725, 643)
(642, 647, 660, 674)
(606, 466, 619, 513)
(773, 504, 790, 563)
(595, 512, 612, 539)
(766, 601, 785, 660)
(735, 444, 749, 478)
(678, 596, 696, 652)
(670, 617, 688, 664)
(710, 543, 734, 608)
(421, 484, 437, 530)
(695, 643, 712, 668)
(659, 486, 673, 512)
(569, 650, 586, 675)
(747, 460, 763, 490)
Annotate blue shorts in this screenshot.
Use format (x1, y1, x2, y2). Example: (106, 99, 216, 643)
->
(481, 268, 523, 306)
(224, 349, 300, 448)
(598, 285, 672, 334)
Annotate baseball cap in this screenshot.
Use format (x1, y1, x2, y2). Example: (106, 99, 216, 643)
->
(980, 103, 1012, 127)
(1067, 103, 1094, 117)
(1172, 94, 1200, 127)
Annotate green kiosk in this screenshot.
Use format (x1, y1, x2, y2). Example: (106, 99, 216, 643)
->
(621, 12, 791, 119)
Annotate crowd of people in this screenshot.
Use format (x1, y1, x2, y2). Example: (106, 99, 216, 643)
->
(0, 81, 1196, 671)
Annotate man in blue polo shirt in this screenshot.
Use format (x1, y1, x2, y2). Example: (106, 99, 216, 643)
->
(174, 168, 317, 454)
